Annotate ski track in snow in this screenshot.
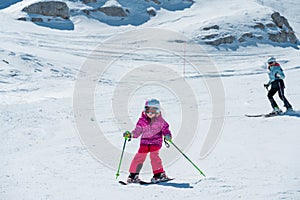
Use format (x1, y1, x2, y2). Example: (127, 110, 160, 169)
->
(1, 0, 300, 200)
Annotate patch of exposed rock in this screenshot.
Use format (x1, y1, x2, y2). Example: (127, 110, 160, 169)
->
(200, 12, 298, 47)
(22, 1, 70, 19)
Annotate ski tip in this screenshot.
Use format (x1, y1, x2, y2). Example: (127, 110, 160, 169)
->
(118, 180, 128, 185)
(245, 114, 263, 117)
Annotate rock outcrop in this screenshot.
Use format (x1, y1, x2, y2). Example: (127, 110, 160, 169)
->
(19, 1, 73, 30)
(98, 7, 128, 17)
(22, 1, 70, 19)
(205, 35, 235, 46)
(200, 12, 298, 47)
(82, 0, 128, 17)
(268, 12, 298, 44)
(82, 0, 97, 4)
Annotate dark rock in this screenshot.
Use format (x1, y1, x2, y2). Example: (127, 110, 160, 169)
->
(266, 23, 276, 28)
(31, 17, 43, 22)
(203, 25, 219, 31)
(238, 37, 245, 43)
(269, 31, 288, 43)
(22, 1, 70, 19)
(202, 34, 219, 40)
(241, 32, 254, 38)
(238, 32, 262, 43)
(287, 32, 298, 44)
(271, 12, 291, 29)
(269, 12, 298, 44)
(147, 8, 156, 16)
(253, 22, 265, 30)
(82, 10, 90, 15)
(205, 35, 235, 46)
(17, 17, 27, 21)
(83, 0, 97, 4)
(149, 0, 161, 4)
(98, 7, 127, 17)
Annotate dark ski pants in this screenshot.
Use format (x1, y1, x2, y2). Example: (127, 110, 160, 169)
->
(267, 79, 292, 109)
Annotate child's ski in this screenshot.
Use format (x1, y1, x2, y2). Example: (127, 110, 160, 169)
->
(139, 178, 175, 185)
(118, 178, 175, 186)
(118, 180, 129, 185)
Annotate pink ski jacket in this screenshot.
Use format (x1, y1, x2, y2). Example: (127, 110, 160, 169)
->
(132, 112, 171, 147)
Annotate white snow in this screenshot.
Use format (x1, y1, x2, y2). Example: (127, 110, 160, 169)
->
(1, 0, 300, 200)
(102, 0, 122, 8)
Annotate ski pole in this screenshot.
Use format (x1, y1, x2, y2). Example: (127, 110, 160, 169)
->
(169, 140, 206, 177)
(115, 132, 130, 179)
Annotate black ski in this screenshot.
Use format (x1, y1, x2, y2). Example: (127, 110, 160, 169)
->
(245, 112, 282, 118)
(118, 180, 129, 185)
(139, 178, 175, 185)
(118, 178, 175, 186)
(246, 110, 299, 118)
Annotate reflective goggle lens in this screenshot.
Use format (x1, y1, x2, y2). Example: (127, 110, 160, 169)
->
(145, 107, 159, 114)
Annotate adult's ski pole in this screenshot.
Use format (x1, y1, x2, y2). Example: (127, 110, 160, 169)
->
(115, 132, 130, 179)
(169, 140, 206, 177)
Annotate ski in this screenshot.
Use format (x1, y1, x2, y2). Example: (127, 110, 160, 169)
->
(245, 112, 283, 118)
(118, 178, 175, 186)
(139, 178, 175, 185)
(118, 180, 129, 185)
(245, 114, 264, 117)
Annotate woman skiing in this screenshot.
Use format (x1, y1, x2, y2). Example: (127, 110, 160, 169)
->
(123, 98, 172, 183)
(264, 57, 293, 113)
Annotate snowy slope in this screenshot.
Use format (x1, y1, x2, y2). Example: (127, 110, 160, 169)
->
(1, 0, 300, 200)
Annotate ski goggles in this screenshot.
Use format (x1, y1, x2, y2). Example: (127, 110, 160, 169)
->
(145, 106, 160, 114)
(268, 61, 275, 65)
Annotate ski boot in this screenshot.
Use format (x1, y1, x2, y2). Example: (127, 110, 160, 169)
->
(127, 173, 140, 183)
(271, 107, 282, 114)
(151, 172, 169, 183)
(286, 107, 293, 113)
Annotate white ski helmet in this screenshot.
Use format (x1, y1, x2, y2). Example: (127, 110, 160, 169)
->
(267, 57, 276, 64)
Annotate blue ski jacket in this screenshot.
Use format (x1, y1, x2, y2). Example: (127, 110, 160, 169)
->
(268, 63, 285, 84)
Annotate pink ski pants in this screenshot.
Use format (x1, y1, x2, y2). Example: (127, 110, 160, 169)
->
(129, 145, 164, 174)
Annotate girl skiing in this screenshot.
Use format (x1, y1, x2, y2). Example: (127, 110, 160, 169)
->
(264, 57, 293, 113)
(123, 98, 172, 183)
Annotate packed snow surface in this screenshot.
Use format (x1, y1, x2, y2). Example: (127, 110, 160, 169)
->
(1, 0, 299, 199)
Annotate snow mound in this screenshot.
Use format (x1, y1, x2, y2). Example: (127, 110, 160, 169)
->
(102, 0, 122, 8)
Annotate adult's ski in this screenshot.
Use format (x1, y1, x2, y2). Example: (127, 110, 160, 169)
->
(245, 112, 282, 118)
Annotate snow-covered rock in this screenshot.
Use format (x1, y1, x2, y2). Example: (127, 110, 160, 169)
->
(147, 7, 156, 17)
(83, 0, 128, 17)
(82, 0, 97, 4)
(102, 0, 122, 8)
(77, 0, 193, 26)
(198, 12, 298, 48)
